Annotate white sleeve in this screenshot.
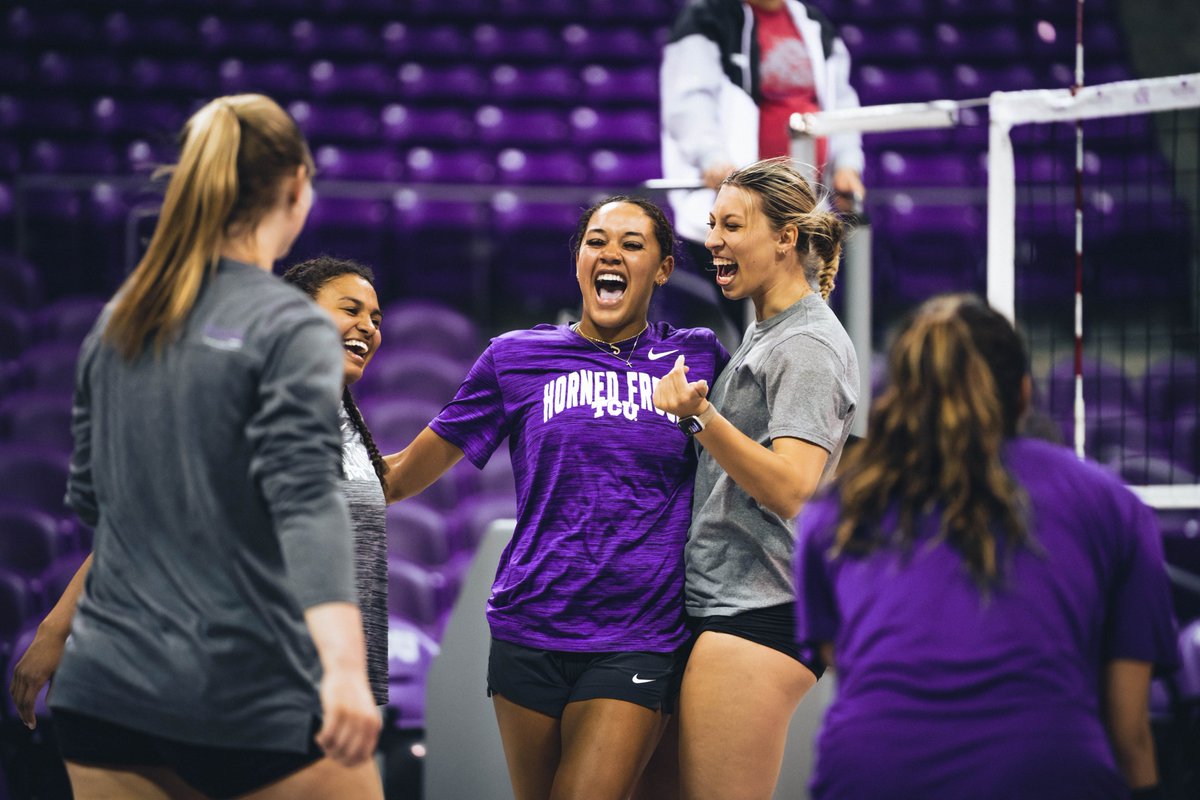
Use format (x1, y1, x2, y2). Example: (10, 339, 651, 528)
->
(661, 33, 732, 172)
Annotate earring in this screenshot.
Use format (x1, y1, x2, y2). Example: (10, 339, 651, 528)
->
(655, 278, 667, 286)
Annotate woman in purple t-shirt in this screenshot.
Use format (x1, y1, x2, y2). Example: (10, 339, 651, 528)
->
(796, 294, 1178, 800)
(382, 196, 728, 800)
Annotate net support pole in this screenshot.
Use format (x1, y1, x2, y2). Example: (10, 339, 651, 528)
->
(986, 104, 1017, 323)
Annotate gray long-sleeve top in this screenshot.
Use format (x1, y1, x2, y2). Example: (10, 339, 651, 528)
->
(50, 258, 356, 752)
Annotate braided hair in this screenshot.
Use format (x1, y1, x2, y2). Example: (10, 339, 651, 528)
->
(282, 255, 389, 490)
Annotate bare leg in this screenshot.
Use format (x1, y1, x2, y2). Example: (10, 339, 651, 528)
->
(678, 632, 817, 800)
(493, 693, 561, 800)
(631, 712, 679, 800)
(552, 698, 666, 800)
(239, 756, 383, 799)
(64, 763, 207, 800)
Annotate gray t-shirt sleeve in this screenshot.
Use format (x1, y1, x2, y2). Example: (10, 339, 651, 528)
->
(763, 332, 856, 453)
(247, 315, 356, 611)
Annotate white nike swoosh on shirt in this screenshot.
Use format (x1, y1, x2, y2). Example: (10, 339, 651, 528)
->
(647, 349, 679, 361)
(631, 674, 655, 684)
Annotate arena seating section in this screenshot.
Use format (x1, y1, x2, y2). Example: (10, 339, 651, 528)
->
(0, 0, 1197, 796)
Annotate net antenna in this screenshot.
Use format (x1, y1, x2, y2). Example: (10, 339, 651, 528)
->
(791, 73, 1200, 511)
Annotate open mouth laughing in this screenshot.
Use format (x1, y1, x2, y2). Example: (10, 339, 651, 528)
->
(595, 272, 627, 306)
(712, 257, 738, 286)
(343, 338, 369, 364)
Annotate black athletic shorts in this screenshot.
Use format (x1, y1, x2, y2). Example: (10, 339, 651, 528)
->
(487, 638, 680, 718)
(54, 709, 324, 799)
(685, 602, 825, 679)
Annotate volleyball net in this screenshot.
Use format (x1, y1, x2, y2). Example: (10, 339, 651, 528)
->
(792, 72, 1200, 512)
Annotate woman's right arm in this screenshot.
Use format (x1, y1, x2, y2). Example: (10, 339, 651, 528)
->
(382, 427, 465, 505)
(9, 553, 92, 729)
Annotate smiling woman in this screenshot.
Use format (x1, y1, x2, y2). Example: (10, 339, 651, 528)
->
(374, 195, 729, 800)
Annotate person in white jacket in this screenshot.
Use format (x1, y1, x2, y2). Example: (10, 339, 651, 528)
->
(660, 0, 865, 345)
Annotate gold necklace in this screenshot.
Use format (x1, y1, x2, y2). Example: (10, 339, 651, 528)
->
(572, 322, 648, 369)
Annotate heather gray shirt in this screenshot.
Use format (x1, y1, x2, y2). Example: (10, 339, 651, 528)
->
(686, 293, 857, 615)
(51, 258, 356, 752)
(339, 404, 388, 705)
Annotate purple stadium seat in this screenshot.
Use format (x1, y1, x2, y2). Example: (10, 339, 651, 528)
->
(292, 19, 379, 56)
(27, 140, 119, 176)
(394, 24, 472, 61)
(405, 147, 494, 183)
(289, 101, 381, 143)
(387, 502, 453, 567)
(386, 616, 439, 727)
(91, 97, 185, 138)
(844, 0, 929, 22)
(16, 342, 80, 394)
(490, 64, 580, 103)
(35, 296, 106, 345)
(939, 0, 1020, 18)
(0, 391, 74, 453)
(198, 16, 289, 53)
(473, 23, 562, 61)
(496, 149, 587, 185)
(396, 63, 488, 102)
(448, 492, 518, 551)
(381, 105, 475, 146)
(376, 301, 482, 365)
(0, 304, 27, 360)
(408, 0, 488, 20)
(1043, 356, 1139, 423)
(934, 23, 1024, 61)
(951, 63, 1039, 98)
(579, 65, 660, 106)
(855, 65, 946, 105)
(314, 145, 404, 182)
(0, 54, 31, 90)
(1145, 356, 1199, 426)
(358, 398, 444, 458)
(476, 107, 570, 147)
(0, 505, 59, 579)
(0, 94, 24, 133)
(0, 254, 42, 307)
(0, 446, 70, 512)
(588, 149, 662, 186)
(105, 13, 192, 49)
(581, 0, 674, 24)
(128, 57, 212, 94)
(310, 60, 396, 98)
(304, 195, 390, 230)
(21, 98, 86, 135)
(563, 26, 654, 63)
(570, 107, 657, 148)
(873, 150, 977, 188)
(0, 568, 31, 641)
(467, 448, 516, 506)
(387, 559, 453, 629)
(841, 24, 927, 61)
(36, 51, 124, 91)
(20, 8, 96, 45)
(220, 58, 307, 96)
(355, 351, 465, 406)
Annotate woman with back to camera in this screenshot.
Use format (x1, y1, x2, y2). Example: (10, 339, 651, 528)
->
(381, 195, 728, 800)
(652, 157, 858, 799)
(12, 257, 394, 719)
(796, 294, 1177, 799)
(40, 95, 382, 799)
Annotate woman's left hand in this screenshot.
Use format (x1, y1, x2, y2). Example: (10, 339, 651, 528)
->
(654, 354, 710, 418)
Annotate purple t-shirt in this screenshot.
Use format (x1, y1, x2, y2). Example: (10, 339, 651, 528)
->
(431, 322, 728, 652)
(796, 437, 1179, 800)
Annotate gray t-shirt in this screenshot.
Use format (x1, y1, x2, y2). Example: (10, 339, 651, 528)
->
(339, 403, 388, 705)
(51, 258, 356, 752)
(686, 293, 858, 615)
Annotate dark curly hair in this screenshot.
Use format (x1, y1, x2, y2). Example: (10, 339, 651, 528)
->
(282, 255, 388, 490)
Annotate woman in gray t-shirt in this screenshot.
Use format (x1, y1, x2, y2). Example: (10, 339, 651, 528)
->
(653, 157, 858, 800)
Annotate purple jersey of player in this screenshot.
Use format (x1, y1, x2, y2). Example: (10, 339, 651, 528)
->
(431, 322, 728, 652)
(796, 437, 1179, 799)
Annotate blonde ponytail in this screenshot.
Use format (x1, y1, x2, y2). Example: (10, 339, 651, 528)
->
(105, 94, 312, 359)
